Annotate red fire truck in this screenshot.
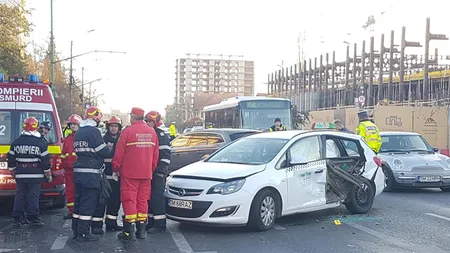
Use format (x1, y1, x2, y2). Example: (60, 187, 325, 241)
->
(0, 73, 66, 208)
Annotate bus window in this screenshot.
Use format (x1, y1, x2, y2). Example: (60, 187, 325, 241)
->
(241, 108, 291, 130)
(18, 111, 57, 144)
(0, 112, 12, 144)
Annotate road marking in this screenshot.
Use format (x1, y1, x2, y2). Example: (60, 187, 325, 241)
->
(273, 224, 285, 230)
(50, 236, 68, 250)
(425, 213, 450, 222)
(0, 249, 16, 252)
(62, 220, 71, 228)
(347, 222, 446, 253)
(167, 220, 217, 253)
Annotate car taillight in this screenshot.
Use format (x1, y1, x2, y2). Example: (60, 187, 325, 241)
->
(373, 156, 382, 167)
(50, 155, 62, 170)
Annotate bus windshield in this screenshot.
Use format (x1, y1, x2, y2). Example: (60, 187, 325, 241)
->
(241, 108, 291, 130)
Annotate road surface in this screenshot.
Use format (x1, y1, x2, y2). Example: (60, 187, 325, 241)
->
(0, 188, 449, 253)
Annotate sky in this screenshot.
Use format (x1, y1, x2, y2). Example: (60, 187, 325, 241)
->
(23, 0, 450, 115)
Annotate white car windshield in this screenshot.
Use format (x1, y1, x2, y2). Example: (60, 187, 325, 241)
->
(207, 137, 289, 165)
(380, 135, 432, 152)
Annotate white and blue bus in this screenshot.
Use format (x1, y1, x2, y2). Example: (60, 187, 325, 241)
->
(202, 96, 292, 131)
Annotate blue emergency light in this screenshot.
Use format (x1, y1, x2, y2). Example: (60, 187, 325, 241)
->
(29, 74, 38, 83)
(0, 73, 3, 82)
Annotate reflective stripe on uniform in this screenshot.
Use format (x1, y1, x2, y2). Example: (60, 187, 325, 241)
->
(8, 167, 16, 171)
(91, 217, 103, 222)
(137, 213, 147, 221)
(79, 215, 92, 221)
(126, 142, 155, 146)
(104, 158, 112, 163)
(67, 202, 74, 207)
(72, 152, 76, 156)
(15, 174, 44, 178)
(41, 150, 49, 156)
(75, 147, 96, 153)
(106, 215, 117, 220)
(16, 157, 40, 162)
(73, 168, 101, 173)
(8, 150, 14, 155)
(148, 214, 154, 218)
(106, 175, 114, 180)
(153, 215, 166, 220)
(94, 143, 106, 152)
(60, 155, 66, 158)
(161, 159, 171, 164)
(159, 145, 170, 150)
(72, 213, 80, 218)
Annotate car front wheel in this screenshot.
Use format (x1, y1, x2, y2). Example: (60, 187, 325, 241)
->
(382, 166, 396, 192)
(248, 189, 277, 231)
(345, 178, 375, 214)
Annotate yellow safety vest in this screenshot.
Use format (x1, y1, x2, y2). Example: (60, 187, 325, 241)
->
(269, 125, 287, 132)
(169, 124, 176, 136)
(64, 128, 72, 138)
(356, 121, 382, 153)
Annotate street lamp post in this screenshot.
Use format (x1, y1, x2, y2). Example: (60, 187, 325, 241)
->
(50, 0, 55, 96)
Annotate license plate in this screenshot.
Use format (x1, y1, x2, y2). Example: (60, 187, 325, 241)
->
(168, 199, 193, 209)
(418, 176, 441, 182)
(0, 162, 7, 170)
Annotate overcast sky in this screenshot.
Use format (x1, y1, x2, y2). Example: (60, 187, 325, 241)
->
(25, 0, 450, 115)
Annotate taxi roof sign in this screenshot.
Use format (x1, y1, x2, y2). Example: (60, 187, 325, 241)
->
(311, 122, 336, 130)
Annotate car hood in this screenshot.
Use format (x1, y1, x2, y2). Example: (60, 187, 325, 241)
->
(170, 161, 266, 180)
(379, 152, 448, 169)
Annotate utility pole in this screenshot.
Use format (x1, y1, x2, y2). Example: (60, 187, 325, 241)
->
(49, 0, 56, 96)
(81, 67, 84, 112)
(69, 41, 73, 114)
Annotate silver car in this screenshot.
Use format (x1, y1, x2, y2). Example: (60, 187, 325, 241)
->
(379, 131, 450, 192)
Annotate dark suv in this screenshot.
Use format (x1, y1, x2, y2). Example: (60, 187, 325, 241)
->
(168, 129, 261, 173)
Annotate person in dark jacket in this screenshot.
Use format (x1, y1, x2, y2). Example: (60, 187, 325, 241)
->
(269, 118, 287, 131)
(39, 121, 54, 143)
(145, 111, 172, 234)
(90, 115, 123, 233)
(8, 117, 52, 229)
(71, 106, 110, 242)
(333, 119, 354, 134)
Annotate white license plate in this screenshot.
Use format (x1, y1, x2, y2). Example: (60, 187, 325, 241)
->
(418, 176, 441, 182)
(168, 199, 193, 209)
(0, 162, 7, 170)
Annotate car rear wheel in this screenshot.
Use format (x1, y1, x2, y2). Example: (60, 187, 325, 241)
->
(345, 178, 375, 214)
(52, 194, 66, 209)
(382, 166, 396, 192)
(248, 189, 277, 231)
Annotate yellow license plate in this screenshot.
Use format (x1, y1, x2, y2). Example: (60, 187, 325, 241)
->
(168, 199, 193, 209)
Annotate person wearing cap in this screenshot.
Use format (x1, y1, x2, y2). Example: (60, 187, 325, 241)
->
(112, 107, 159, 241)
(356, 110, 381, 153)
(333, 119, 353, 134)
(39, 121, 54, 143)
(269, 118, 287, 132)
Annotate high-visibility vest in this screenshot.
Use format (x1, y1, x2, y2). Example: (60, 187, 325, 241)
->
(169, 124, 176, 136)
(356, 121, 382, 153)
(269, 125, 287, 132)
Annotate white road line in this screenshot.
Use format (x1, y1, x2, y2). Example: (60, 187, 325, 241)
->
(167, 220, 217, 253)
(346, 222, 446, 253)
(425, 212, 450, 221)
(62, 220, 71, 228)
(273, 224, 286, 230)
(50, 236, 68, 250)
(0, 249, 16, 253)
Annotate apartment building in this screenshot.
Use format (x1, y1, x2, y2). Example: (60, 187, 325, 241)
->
(174, 55, 254, 120)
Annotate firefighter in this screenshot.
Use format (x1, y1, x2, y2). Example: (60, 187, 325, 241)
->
(61, 114, 82, 219)
(269, 118, 287, 131)
(169, 122, 177, 141)
(39, 121, 54, 143)
(112, 107, 159, 241)
(71, 106, 110, 242)
(145, 111, 172, 234)
(8, 117, 52, 228)
(356, 110, 382, 153)
(90, 115, 123, 234)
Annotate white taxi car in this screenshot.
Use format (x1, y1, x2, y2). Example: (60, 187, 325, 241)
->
(165, 130, 385, 231)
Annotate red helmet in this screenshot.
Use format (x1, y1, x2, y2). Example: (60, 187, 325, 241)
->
(23, 117, 39, 132)
(145, 111, 162, 127)
(67, 114, 82, 125)
(84, 106, 103, 122)
(107, 115, 122, 130)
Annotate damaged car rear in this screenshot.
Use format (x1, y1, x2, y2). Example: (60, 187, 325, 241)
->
(165, 130, 385, 231)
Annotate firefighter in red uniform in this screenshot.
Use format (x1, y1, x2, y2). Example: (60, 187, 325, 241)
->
(61, 114, 83, 219)
(112, 107, 159, 241)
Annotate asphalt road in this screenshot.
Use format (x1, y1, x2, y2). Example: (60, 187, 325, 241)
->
(0, 189, 449, 253)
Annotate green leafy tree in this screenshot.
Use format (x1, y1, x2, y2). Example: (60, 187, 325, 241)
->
(291, 105, 310, 130)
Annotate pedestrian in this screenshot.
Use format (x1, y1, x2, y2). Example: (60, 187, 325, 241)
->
(169, 122, 177, 141)
(333, 119, 354, 134)
(356, 110, 382, 153)
(39, 121, 54, 143)
(269, 118, 287, 131)
(8, 117, 52, 228)
(90, 115, 123, 233)
(71, 106, 110, 242)
(61, 114, 83, 219)
(145, 111, 172, 234)
(112, 107, 159, 241)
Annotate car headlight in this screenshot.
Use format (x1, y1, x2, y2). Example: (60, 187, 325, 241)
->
(207, 179, 246, 195)
(392, 158, 404, 170)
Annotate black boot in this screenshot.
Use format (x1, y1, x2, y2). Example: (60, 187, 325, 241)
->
(105, 219, 123, 231)
(145, 218, 153, 231)
(91, 227, 104, 235)
(135, 222, 146, 239)
(117, 221, 136, 241)
(12, 217, 20, 229)
(76, 233, 99, 242)
(19, 216, 29, 225)
(28, 216, 44, 227)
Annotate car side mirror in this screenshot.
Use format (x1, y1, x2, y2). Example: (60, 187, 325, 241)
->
(201, 154, 210, 160)
(432, 148, 439, 152)
(290, 156, 308, 166)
